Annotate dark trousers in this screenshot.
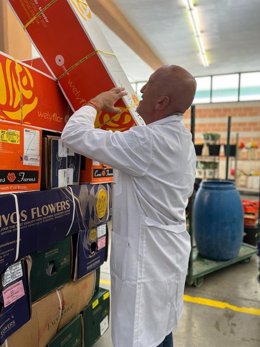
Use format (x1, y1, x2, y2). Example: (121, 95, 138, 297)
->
(157, 333, 173, 347)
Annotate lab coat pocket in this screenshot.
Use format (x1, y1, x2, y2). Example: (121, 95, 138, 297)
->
(141, 217, 189, 282)
(110, 232, 138, 281)
(167, 275, 186, 329)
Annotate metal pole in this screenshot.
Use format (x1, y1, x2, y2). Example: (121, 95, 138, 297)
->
(190, 104, 195, 143)
(234, 133, 239, 184)
(225, 116, 231, 180)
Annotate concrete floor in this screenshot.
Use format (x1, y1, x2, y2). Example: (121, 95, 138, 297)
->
(94, 251, 260, 347)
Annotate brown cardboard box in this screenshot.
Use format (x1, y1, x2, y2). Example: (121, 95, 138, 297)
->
(4, 290, 61, 347)
(58, 271, 96, 330)
(4, 271, 96, 347)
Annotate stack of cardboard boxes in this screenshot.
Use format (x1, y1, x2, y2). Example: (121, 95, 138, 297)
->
(0, 0, 141, 346)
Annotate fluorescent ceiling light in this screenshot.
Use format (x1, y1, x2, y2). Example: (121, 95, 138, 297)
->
(185, 0, 209, 67)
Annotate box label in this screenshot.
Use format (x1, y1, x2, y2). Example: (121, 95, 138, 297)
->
(103, 292, 110, 301)
(93, 168, 113, 178)
(96, 191, 108, 219)
(23, 128, 40, 166)
(2, 280, 25, 307)
(58, 169, 68, 187)
(97, 224, 106, 238)
(2, 262, 23, 287)
(0, 170, 39, 184)
(58, 139, 68, 157)
(92, 298, 99, 309)
(100, 315, 109, 336)
(98, 236, 106, 250)
(0, 129, 20, 144)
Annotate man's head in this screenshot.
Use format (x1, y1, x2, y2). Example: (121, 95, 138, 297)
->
(136, 65, 196, 124)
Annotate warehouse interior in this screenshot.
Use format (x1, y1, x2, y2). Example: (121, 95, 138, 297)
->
(0, 1, 259, 347)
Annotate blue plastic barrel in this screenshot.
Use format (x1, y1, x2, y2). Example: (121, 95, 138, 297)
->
(192, 180, 243, 261)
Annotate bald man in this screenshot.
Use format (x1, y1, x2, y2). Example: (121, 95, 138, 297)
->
(61, 65, 197, 347)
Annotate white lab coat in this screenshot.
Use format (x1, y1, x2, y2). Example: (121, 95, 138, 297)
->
(61, 106, 196, 347)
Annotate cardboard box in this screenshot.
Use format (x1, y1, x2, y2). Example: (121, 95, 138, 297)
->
(0, 121, 42, 192)
(8, 0, 145, 131)
(28, 237, 72, 302)
(4, 271, 96, 347)
(82, 288, 110, 347)
(3, 289, 61, 347)
(42, 135, 81, 189)
(0, 260, 31, 344)
(58, 271, 96, 330)
(72, 224, 108, 280)
(47, 315, 82, 347)
(23, 57, 52, 76)
(80, 157, 113, 184)
(0, 183, 111, 273)
(0, 186, 84, 273)
(78, 183, 112, 228)
(0, 51, 71, 131)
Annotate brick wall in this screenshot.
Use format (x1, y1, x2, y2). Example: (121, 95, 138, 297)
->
(184, 101, 260, 147)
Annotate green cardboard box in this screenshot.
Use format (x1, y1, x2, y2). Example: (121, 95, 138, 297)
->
(47, 315, 82, 347)
(29, 237, 71, 302)
(82, 288, 110, 347)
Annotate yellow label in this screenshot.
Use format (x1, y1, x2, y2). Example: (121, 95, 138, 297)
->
(92, 299, 99, 309)
(89, 228, 97, 241)
(70, 0, 92, 20)
(96, 189, 108, 219)
(0, 129, 20, 144)
(103, 292, 110, 300)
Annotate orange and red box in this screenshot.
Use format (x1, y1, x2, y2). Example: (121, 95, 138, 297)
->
(0, 120, 42, 193)
(0, 51, 71, 132)
(242, 199, 259, 227)
(8, 0, 144, 132)
(80, 158, 113, 184)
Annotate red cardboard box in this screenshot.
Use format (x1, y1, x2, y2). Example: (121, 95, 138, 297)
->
(23, 57, 52, 76)
(0, 121, 42, 192)
(8, 0, 145, 131)
(0, 51, 71, 131)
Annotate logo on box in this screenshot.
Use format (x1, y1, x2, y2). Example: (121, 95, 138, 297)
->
(0, 59, 38, 121)
(70, 0, 92, 20)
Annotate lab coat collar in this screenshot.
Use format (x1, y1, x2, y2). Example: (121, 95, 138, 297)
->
(149, 113, 183, 126)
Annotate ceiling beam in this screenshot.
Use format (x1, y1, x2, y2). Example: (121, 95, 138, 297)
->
(87, 0, 164, 70)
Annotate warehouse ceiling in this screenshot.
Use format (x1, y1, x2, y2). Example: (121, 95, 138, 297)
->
(87, 0, 260, 82)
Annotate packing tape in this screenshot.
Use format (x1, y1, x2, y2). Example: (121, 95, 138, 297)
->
(56, 289, 63, 323)
(66, 186, 76, 236)
(10, 194, 21, 262)
(57, 49, 115, 81)
(23, 0, 58, 29)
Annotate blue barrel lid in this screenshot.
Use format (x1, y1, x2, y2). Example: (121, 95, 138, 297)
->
(201, 179, 236, 190)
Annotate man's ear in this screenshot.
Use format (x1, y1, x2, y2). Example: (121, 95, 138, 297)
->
(155, 95, 170, 111)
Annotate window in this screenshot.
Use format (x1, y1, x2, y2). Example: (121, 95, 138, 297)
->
(240, 72, 260, 101)
(131, 72, 260, 104)
(194, 76, 211, 104)
(212, 74, 239, 102)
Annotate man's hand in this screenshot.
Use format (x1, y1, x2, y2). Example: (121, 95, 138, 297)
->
(89, 87, 127, 113)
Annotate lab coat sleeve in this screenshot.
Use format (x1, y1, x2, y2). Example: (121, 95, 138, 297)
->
(61, 105, 153, 177)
